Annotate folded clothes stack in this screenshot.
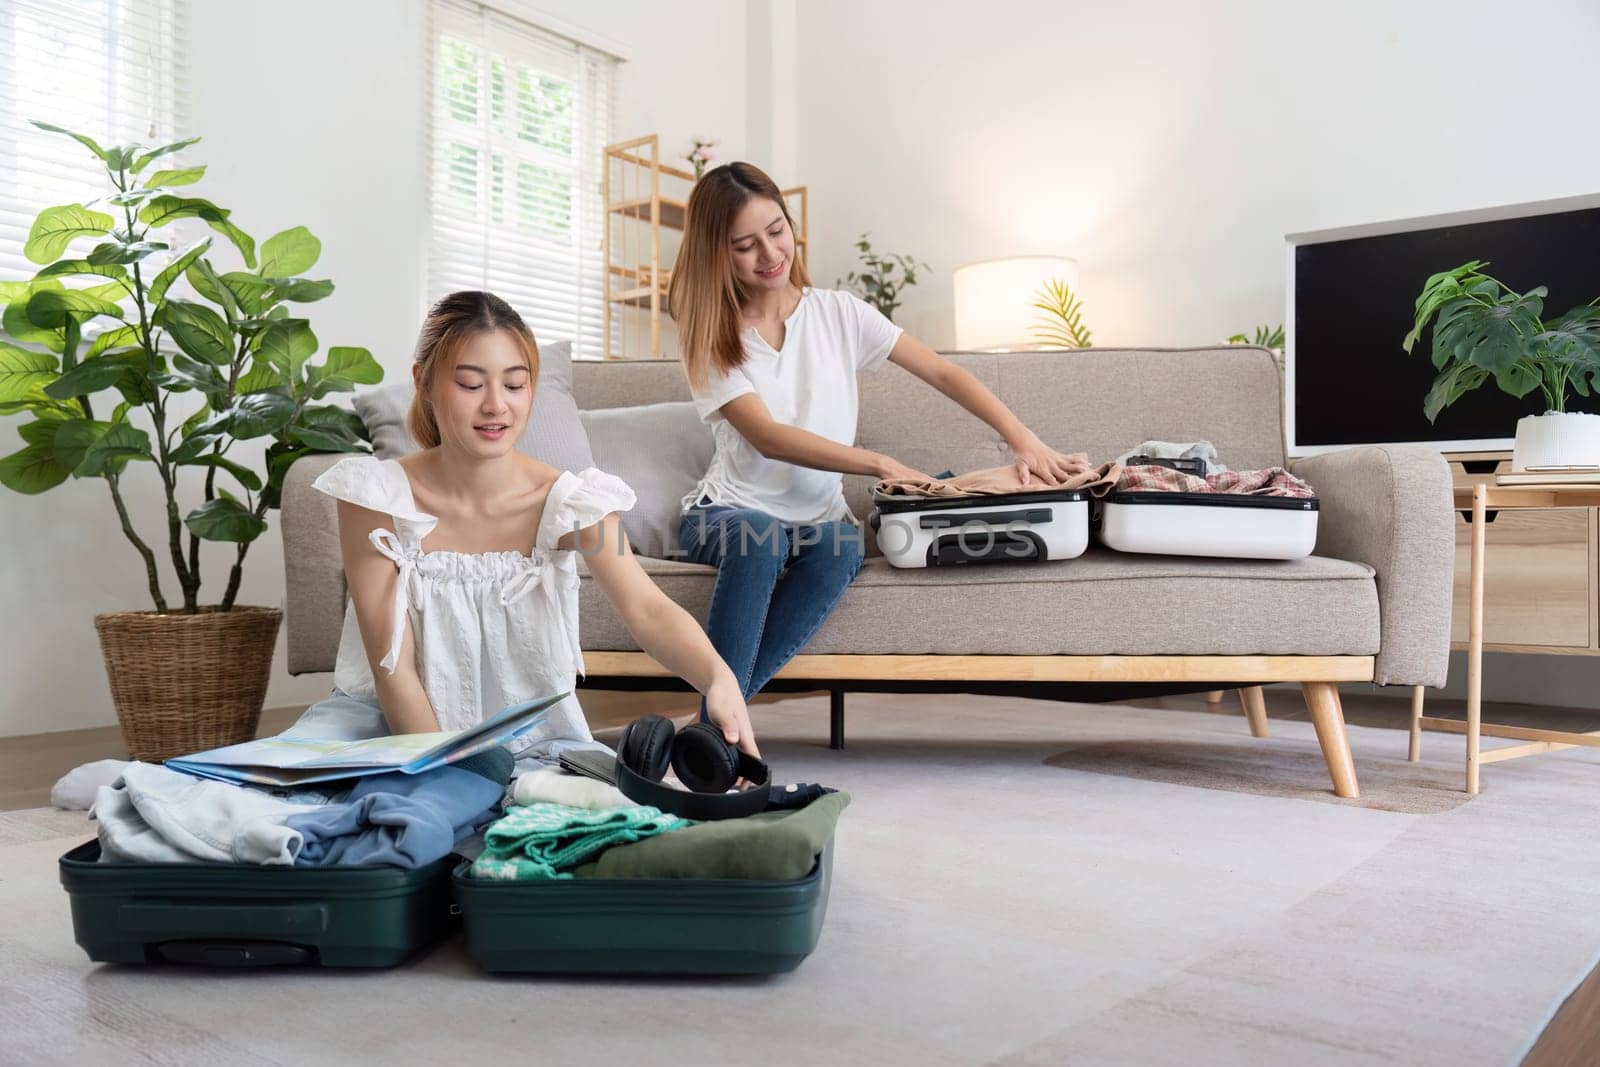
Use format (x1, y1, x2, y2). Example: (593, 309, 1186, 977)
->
(470, 790, 849, 882)
(874, 461, 1121, 498)
(86, 740, 844, 880)
(91, 748, 514, 870)
(1115, 464, 1315, 498)
(871, 440, 1313, 500)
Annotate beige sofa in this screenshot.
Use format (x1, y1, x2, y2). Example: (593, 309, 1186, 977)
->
(282, 346, 1455, 798)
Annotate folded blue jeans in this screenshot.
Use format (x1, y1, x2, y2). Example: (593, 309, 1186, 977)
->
(677, 500, 864, 717)
(285, 749, 513, 868)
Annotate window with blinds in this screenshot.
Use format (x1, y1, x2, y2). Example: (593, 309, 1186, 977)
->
(0, 0, 187, 285)
(427, 1, 618, 361)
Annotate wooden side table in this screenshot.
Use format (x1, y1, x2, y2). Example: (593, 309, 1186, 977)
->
(1417, 482, 1600, 793)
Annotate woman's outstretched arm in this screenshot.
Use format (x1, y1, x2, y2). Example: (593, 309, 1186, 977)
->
(884, 333, 1092, 486)
(564, 514, 760, 758)
(717, 393, 929, 483)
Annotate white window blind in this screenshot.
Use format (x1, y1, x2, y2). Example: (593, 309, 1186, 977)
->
(427, 1, 617, 360)
(0, 0, 187, 284)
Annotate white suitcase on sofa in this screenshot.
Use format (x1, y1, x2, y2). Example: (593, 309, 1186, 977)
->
(1097, 491, 1319, 559)
(1096, 454, 1319, 560)
(869, 487, 1090, 568)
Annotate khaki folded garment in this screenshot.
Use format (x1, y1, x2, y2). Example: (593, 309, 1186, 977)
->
(874, 461, 1122, 499)
(571, 791, 849, 881)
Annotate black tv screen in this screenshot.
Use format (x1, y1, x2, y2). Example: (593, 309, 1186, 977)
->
(1289, 198, 1600, 452)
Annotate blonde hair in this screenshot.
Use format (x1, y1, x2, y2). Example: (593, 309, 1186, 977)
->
(407, 291, 540, 449)
(668, 162, 811, 389)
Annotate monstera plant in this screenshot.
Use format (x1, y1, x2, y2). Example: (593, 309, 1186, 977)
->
(0, 121, 383, 758)
(1404, 260, 1600, 469)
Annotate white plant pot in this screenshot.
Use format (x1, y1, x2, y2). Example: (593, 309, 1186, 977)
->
(1512, 412, 1600, 470)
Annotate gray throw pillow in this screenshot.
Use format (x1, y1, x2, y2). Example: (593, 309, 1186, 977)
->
(579, 401, 714, 559)
(351, 339, 595, 473)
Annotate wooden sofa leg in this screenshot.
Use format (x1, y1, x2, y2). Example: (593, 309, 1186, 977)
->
(1205, 690, 1225, 705)
(1301, 682, 1359, 798)
(1239, 686, 1270, 738)
(829, 689, 845, 750)
(1407, 685, 1424, 762)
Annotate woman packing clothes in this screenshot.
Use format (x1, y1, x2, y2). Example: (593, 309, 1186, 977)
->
(669, 162, 1089, 714)
(289, 290, 760, 764)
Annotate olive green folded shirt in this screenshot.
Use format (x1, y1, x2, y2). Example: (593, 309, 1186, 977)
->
(572, 791, 849, 881)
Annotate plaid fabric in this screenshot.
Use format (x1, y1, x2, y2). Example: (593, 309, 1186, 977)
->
(1116, 464, 1316, 498)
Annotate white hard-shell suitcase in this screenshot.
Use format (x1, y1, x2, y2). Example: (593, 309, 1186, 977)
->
(1096, 457, 1319, 560)
(869, 487, 1090, 568)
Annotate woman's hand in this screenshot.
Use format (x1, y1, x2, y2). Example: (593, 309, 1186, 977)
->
(873, 454, 933, 483)
(705, 674, 761, 762)
(1007, 430, 1092, 487)
(580, 513, 762, 768)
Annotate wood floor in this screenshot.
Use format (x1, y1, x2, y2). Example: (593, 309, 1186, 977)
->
(6, 685, 1597, 1059)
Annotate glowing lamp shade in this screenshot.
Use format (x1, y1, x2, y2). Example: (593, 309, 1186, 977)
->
(952, 256, 1080, 352)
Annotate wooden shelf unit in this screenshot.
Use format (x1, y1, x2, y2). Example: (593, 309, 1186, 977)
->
(602, 134, 809, 359)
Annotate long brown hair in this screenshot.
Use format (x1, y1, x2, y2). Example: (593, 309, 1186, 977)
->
(407, 290, 540, 449)
(668, 162, 811, 389)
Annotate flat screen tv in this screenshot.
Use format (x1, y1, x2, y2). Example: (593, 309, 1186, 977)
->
(1286, 193, 1600, 455)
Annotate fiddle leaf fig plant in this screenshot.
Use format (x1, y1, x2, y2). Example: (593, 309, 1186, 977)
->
(1403, 260, 1600, 422)
(0, 121, 382, 613)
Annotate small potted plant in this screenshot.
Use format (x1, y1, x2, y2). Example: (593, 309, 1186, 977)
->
(837, 233, 928, 323)
(1404, 261, 1600, 468)
(0, 122, 383, 759)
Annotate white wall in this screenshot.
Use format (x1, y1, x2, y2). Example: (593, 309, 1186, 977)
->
(0, 0, 751, 737)
(794, 0, 1600, 349)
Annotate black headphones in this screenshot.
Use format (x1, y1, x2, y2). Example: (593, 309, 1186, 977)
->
(614, 714, 771, 821)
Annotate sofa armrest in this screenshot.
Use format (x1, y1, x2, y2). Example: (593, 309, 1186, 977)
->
(281, 452, 347, 675)
(1289, 445, 1454, 687)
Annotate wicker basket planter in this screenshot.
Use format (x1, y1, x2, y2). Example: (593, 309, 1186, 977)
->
(93, 606, 282, 763)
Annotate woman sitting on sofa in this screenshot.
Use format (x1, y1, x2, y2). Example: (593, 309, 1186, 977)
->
(292, 290, 760, 763)
(668, 162, 1089, 717)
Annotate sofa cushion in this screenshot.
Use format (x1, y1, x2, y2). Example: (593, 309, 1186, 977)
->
(571, 357, 691, 410)
(579, 401, 713, 559)
(577, 550, 1379, 658)
(351, 339, 594, 472)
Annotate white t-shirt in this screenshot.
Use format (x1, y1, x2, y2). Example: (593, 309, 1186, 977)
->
(682, 287, 903, 525)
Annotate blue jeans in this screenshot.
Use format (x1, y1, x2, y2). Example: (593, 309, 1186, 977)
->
(678, 499, 865, 716)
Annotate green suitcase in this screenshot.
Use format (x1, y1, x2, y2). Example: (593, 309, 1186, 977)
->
(452, 842, 834, 975)
(59, 840, 456, 968)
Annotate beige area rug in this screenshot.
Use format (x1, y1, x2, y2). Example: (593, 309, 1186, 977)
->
(1044, 734, 1474, 814)
(4, 693, 1599, 1066)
